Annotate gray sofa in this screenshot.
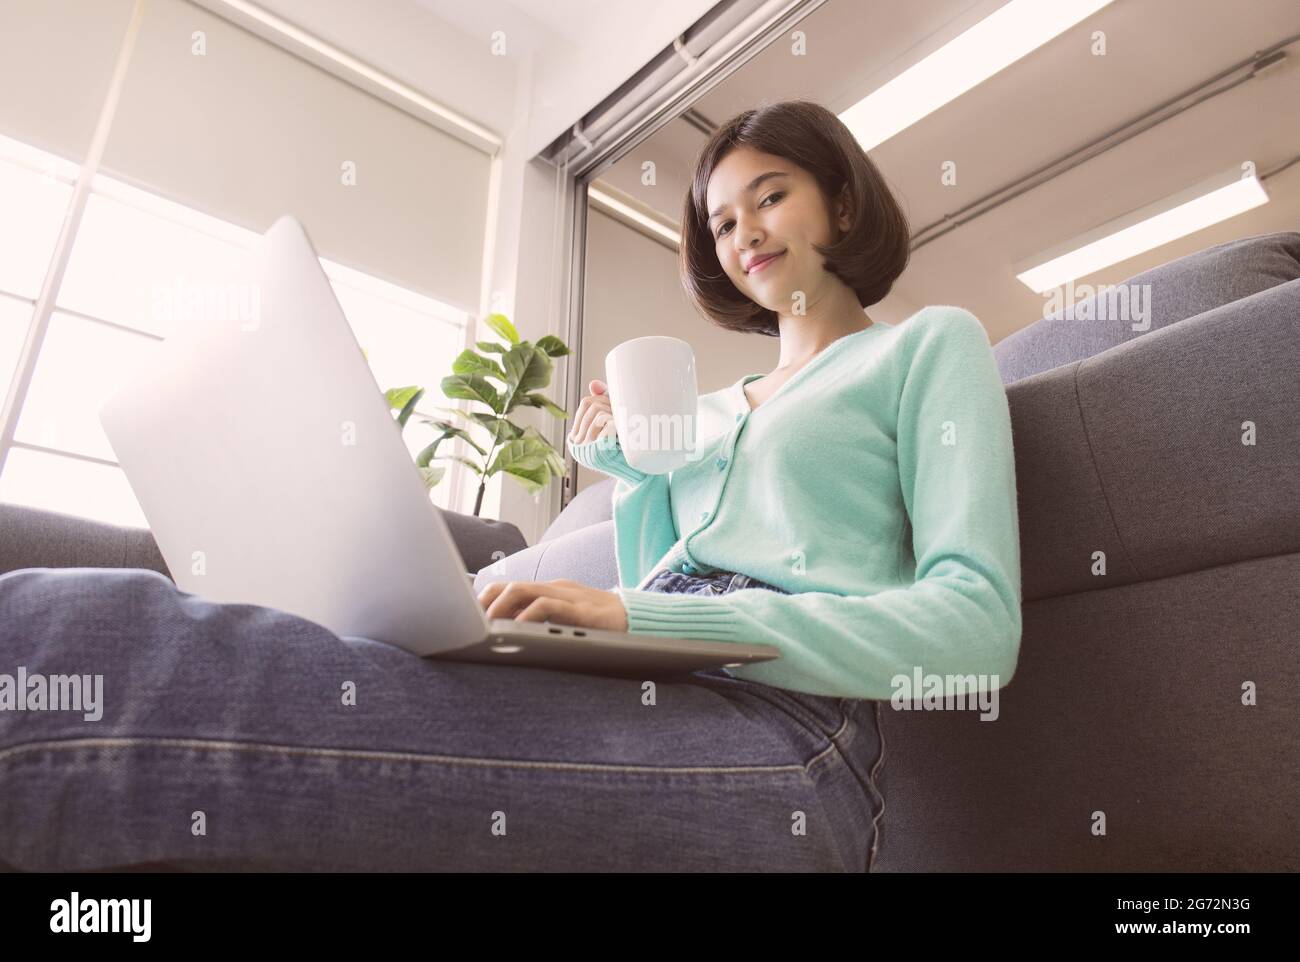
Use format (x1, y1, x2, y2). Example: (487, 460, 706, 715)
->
(0, 501, 528, 583)
(3, 232, 1296, 872)
(478, 230, 1300, 871)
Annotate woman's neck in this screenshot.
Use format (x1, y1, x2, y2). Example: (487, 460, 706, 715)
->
(771, 286, 875, 370)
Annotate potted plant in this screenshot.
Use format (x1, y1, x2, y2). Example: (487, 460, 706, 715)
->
(383, 313, 572, 516)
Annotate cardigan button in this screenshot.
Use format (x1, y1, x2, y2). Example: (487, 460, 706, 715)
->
(715, 456, 727, 470)
(681, 563, 696, 575)
(735, 412, 743, 421)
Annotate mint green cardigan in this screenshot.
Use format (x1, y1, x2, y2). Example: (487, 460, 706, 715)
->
(567, 307, 1022, 701)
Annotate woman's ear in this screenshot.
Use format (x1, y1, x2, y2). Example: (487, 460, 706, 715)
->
(835, 184, 853, 235)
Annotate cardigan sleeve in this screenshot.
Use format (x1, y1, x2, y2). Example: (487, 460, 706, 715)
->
(567, 431, 648, 487)
(568, 433, 680, 590)
(614, 310, 1023, 700)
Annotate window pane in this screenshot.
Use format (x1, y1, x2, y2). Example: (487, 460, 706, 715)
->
(393, 412, 464, 511)
(0, 154, 72, 300)
(0, 292, 33, 400)
(14, 311, 160, 461)
(329, 278, 465, 417)
(58, 188, 254, 337)
(0, 446, 147, 528)
(100, 0, 488, 310)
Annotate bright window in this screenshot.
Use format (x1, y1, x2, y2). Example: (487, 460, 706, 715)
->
(0, 143, 76, 300)
(14, 311, 161, 462)
(0, 292, 33, 401)
(0, 446, 148, 528)
(0, 138, 470, 528)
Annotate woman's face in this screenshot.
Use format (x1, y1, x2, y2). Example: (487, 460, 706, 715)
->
(705, 145, 850, 315)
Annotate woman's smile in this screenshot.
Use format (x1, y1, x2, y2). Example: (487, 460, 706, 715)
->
(747, 250, 786, 274)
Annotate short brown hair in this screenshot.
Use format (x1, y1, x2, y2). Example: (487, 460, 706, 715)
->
(681, 100, 911, 336)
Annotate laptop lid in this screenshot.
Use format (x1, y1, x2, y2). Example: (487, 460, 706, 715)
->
(99, 214, 491, 656)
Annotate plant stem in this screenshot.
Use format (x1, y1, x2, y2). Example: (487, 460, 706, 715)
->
(472, 433, 503, 518)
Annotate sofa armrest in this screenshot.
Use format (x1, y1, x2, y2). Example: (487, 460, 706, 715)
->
(438, 508, 528, 573)
(1009, 277, 1300, 602)
(0, 502, 528, 579)
(0, 504, 170, 579)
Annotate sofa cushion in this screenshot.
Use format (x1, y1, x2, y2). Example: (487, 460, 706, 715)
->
(539, 477, 615, 543)
(1006, 276, 1300, 601)
(994, 230, 1300, 383)
(475, 519, 619, 592)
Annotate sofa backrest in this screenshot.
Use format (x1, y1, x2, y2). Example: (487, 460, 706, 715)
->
(993, 231, 1300, 384)
(1007, 275, 1300, 602)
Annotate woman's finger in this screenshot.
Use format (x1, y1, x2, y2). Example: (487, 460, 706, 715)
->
(567, 396, 593, 442)
(586, 410, 615, 443)
(477, 581, 507, 610)
(515, 595, 582, 626)
(482, 580, 575, 621)
(482, 581, 532, 620)
(573, 395, 611, 444)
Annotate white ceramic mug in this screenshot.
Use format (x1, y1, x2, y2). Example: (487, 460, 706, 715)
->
(604, 336, 698, 474)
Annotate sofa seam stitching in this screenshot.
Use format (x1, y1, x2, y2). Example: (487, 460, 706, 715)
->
(1071, 361, 1144, 580)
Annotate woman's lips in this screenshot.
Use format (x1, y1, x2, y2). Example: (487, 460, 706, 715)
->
(747, 251, 785, 273)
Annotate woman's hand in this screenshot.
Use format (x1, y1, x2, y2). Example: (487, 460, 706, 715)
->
(568, 379, 618, 446)
(477, 578, 629, 632)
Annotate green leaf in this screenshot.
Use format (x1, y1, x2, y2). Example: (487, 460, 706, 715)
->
(385, 385, 422, 412)
(488, 430, 553, 476)
(502, 462, 548, 495)
(543, 447, 565, 478)
(428, 419, 488, 456)
(483, 313, 520, 345)
(447, 455, 483, 476)
(396, 388, 424, 428)
(468, 413, 524, 444)
(441, 373, 502, 413)
(534, 335, 571, 358)
(475, 340, 507, 354)
(452, 349, 506, 381)
(519, 392, 568, 419)
(415, 439, 442, 468)
(499, 344, 552, 412)
(418, 464, 446, 489)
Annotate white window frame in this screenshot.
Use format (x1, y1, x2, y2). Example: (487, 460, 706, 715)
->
(0, 0, 505, 524)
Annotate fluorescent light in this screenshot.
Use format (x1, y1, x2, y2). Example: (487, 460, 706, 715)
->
(1014, 167, 1270, 292)
(840, 0, 1115, 151)
(588, 183, 682, 247)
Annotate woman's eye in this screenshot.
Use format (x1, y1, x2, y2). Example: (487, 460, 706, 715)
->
(715, 192, 784, 239)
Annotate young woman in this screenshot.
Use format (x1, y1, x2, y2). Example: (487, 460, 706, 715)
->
(0, 101, 1017, 874)
(485, 99, 1023, 705)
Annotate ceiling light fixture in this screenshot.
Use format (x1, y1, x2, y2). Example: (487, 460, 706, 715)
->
(1014, 165, 1270, 292)
(839, 0, 1116, 151)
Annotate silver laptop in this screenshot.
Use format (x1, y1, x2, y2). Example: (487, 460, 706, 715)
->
(98, 214, 779, 678)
